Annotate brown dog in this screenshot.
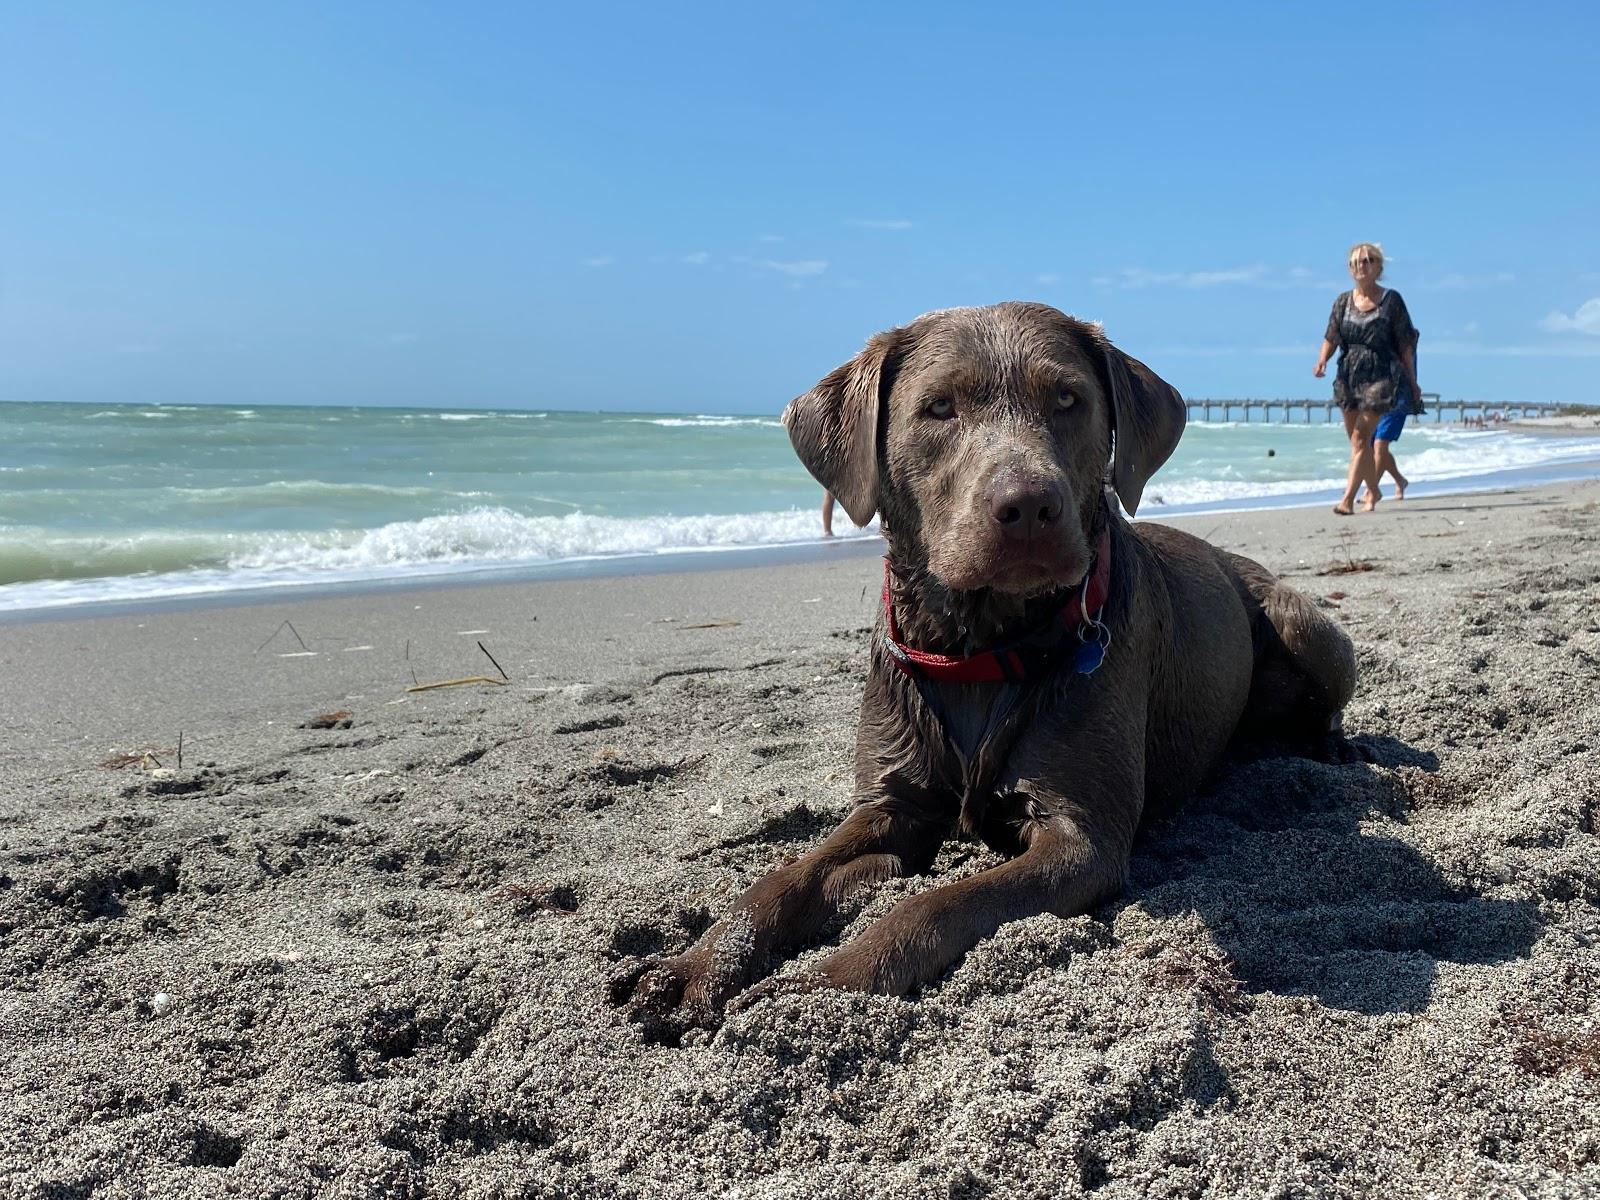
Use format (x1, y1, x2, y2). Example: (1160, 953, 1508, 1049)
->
(611, 302, 1355, 1040)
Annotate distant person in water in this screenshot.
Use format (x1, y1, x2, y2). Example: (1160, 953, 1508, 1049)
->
(821, 490, 835, 537)
(1364, 330, 1422, 504)
(1314, 241, 1421, 515)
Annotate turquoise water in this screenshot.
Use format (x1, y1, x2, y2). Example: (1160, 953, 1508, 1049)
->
(5, 400, 1600, 611)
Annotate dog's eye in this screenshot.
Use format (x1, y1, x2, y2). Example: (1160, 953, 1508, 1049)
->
(1055, 392, 1077, 415)
(924, 397, 955, 420)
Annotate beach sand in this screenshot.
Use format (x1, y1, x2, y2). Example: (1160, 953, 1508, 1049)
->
(3, 481, 1598, 1199)
(1509, 415, 1600, 432)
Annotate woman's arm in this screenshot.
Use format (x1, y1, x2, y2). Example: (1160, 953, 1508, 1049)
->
(1316, 294, 1344, 377)
(1390, 293, 1421, 396)
(1399, 343, 1420, 397)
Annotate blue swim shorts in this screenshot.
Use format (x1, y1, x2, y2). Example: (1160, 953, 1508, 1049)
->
(1374, 407, 1408, 443)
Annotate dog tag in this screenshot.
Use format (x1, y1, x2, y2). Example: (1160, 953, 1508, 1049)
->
(1074, 638, 1105, 675)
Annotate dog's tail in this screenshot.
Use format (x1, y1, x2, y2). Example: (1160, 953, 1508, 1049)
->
(1271, 582, 1358, 717)
(1254, 576, 1358, 732)
(1227, 552, 1358, 735)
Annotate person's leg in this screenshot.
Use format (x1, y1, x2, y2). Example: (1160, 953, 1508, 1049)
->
(1374, 439, 1407, 498)
(1355, 412, 1383, 510)
(1335, 409, 1364, 515)
(821, 490, 835, 537)
(1376, 407, 1408, 498)
(1338, 409, 1380, 514)
(1363, 408, 1408, 502)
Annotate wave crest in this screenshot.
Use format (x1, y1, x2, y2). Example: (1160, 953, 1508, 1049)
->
(0, 507, 877, 609)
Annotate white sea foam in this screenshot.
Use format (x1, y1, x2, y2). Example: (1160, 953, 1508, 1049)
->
(1393, 431, 1600, 479)
(0, 508, 879, 610)
(161, 479, 463, 501)
(227, 507, 873, 572)
(1140, 476, 1348, 508)
(625, 415, 783, 428)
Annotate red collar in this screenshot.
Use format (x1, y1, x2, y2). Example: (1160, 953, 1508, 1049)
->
(881, 524, 1112, 684)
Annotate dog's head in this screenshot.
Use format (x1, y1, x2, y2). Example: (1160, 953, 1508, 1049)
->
(784, 302, 1185, 596)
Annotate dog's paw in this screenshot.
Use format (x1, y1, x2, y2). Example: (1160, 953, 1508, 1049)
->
(607, 954, 716, 1045)
(607, 912, 778, 1043)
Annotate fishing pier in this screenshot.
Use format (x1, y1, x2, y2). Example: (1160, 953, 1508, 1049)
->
(1183, 396, 1563, 424)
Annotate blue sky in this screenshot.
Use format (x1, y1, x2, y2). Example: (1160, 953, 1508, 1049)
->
(3, 1, 1598, 412)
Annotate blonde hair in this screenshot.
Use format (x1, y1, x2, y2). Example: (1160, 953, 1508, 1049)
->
(1347, 241, 1385, 279)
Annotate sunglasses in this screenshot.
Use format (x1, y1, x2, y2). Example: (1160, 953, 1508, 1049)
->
(1350, 257, 1378, 266)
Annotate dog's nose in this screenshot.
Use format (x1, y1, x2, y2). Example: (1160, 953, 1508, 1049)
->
(989, 478, 1063, 539)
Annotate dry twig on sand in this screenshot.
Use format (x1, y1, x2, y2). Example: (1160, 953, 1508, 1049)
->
(1318, 530, 1377, 576)
(98, 750, 166, 770)
(477, 641, 510, 680)
(405, 676, 508, 693)
(254, 619, 310, 654)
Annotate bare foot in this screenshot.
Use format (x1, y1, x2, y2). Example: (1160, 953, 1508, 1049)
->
(1332, 503, 1353, 516)
(1361, 486, 1381, 513)
(1393, 475, 1407, 500)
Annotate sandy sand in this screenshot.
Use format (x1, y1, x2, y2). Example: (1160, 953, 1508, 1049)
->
(1508, 415, 1600, 432)
(3, 482, 1598, 1199)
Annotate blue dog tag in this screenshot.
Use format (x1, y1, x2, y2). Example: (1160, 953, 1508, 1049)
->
(1074, 638, 1106, 675)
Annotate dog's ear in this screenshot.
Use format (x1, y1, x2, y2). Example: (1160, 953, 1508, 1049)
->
(1095, 334, 1186, 516)
(782, 329, 901, 526)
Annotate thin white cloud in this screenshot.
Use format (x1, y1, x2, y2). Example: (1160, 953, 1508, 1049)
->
(757, 233, 785, 243)
(1422, 271, 1516, 290)
(846, 218, 913, 230)
(1036, 273, 1060, 285)
(1150, 345, 1304, 358)
(1147, 346, 1244, 358)
(582, 256, 615, 268)
(1540, 298, 1600, 335)
(1155, 340, 1600, 359)
(755, 259, 828, 278)
(1429, 338, 1600, 357)
(1095, 265, 1271, 289)
(1094, 265, 1355, 291)
(680, 251, 710, 266)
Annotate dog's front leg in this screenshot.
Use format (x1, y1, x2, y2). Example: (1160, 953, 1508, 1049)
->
(608, 799, 947, 1040)
(734, 797, 1136, 1005)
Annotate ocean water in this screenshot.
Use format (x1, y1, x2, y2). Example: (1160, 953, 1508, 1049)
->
(4, 400, 1600, 613)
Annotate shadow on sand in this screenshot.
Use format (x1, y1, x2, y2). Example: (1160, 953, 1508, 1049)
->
(1122, 733, 1541, 1015)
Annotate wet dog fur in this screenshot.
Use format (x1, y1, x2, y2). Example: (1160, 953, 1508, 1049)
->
(610, 302, 1357, 1041)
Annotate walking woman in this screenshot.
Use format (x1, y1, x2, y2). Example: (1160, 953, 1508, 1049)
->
(1314, 242, 1421, 515)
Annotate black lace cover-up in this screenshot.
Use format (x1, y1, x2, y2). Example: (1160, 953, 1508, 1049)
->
(1325, 289, 1418, 414)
